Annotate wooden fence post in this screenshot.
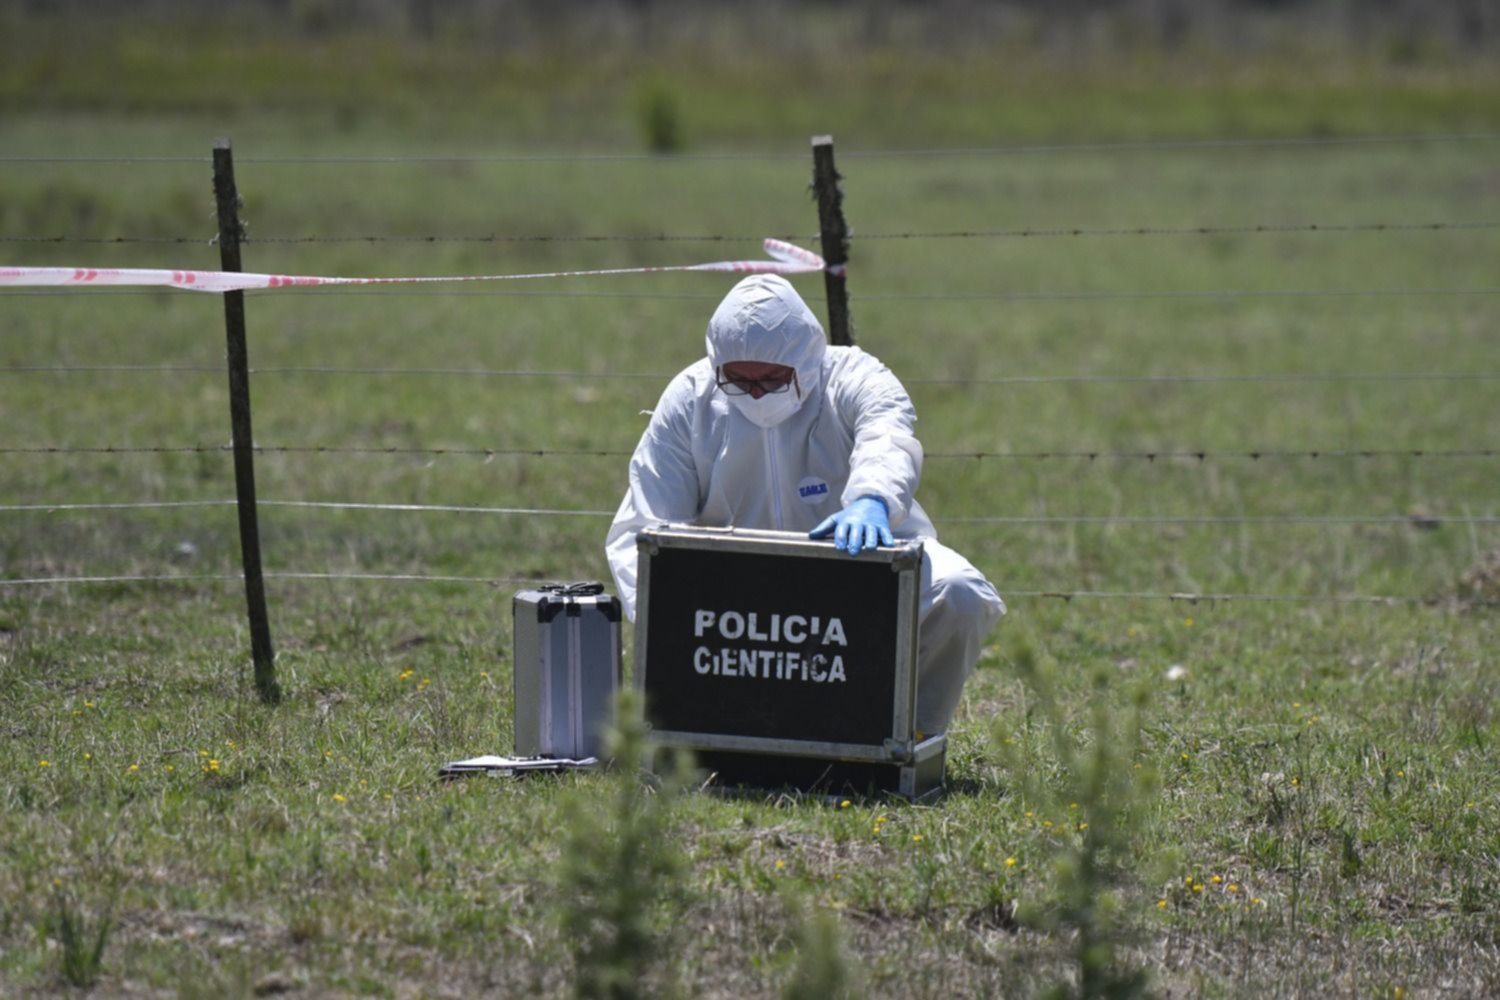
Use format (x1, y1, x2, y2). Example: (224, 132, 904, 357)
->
(810, 135, 854, 346)
(212, 137, 281, 705)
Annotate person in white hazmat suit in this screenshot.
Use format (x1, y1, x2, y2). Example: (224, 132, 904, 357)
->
(605, 274, 1005, 736)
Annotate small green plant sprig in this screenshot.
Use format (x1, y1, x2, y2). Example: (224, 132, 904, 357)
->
(44, 885, 112, 989)
(1002, 637, 1157, 1000)
(780, 891, 855, 1000)
(558, 688, 689, 1000)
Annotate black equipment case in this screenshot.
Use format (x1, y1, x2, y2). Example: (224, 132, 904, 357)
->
(512, 582, 621, 760)
(634, 525, 943, 801)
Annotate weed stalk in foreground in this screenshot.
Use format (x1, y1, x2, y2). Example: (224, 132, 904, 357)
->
(558, 688, 688, 1000)
(1004, 638, 1156, 1000)
(781, 893, 855, 1000)
(46, 888, 112, 989)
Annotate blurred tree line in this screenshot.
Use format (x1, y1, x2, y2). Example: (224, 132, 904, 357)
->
(2, 0, 1497, 60)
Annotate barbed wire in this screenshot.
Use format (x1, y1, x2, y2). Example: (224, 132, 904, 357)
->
(5, 219, 1496, 246)
(2, 497, 1492, 526)
(6, 364, 1499, 388)
(2, 443, 1498, 463)
(929, 448, 1498, 462)
(859, 221, 1500, 240)
(3, 132, 1497, 167)
(0, 235, 211, 245)
(837, 133, 1500, 158)
(1, 570, 1491, 608)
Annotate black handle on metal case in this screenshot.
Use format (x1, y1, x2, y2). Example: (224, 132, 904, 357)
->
(540, 581, 606, 597)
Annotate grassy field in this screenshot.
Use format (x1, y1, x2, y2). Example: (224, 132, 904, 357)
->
(3, 26, 1500, 997)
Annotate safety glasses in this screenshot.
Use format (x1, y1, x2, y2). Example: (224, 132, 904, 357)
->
(715, 365, 800, 398)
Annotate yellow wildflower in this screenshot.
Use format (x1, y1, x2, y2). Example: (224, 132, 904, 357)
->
(1156, 899, 1168, 910)
(38, 760, 50, 769)
(1005, 857, 1017, 868)
(333, 793, 347, 803)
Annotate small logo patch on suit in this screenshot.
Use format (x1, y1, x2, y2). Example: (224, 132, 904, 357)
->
(796, 477, 831, 503)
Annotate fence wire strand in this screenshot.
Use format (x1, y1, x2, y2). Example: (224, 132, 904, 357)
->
(6, 219, 1497, 246)
(2, 498, 1493, 526)
(3, 132, 1497, 167)
(1, 571, 1492, 608)
(7, 365, 1500, 388)
(5, 286, 1499, 302)
(3, 444, 1497, 462)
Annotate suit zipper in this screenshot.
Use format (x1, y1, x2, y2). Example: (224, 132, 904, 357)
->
(765, 429, 784, 529)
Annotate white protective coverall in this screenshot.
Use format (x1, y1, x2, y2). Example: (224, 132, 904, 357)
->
(605, 274, 1005, 735)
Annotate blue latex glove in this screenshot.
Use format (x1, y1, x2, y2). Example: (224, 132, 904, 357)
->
(809, 495, 894, 556)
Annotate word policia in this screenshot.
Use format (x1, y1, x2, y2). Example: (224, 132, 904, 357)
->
(691, 608, 851, 683)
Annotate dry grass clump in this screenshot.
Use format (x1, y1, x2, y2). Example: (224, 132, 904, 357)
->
(1449, 547, 1500, 606)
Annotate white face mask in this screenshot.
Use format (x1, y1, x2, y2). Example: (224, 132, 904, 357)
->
(729, 390, 802, 429)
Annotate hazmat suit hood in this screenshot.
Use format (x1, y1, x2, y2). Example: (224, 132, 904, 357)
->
(705, 275, 826, 427)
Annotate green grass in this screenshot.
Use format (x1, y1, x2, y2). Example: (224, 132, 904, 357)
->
(3, 29, 1500, 996)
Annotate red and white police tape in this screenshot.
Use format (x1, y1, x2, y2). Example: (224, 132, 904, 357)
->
(0, 238, 834, 293)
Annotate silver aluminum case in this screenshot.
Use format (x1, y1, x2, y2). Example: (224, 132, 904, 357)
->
(513, 590, 621, 759)
(634, 523, 926, 767)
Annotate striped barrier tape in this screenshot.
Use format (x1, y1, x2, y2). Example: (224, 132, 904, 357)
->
(0, 238, 827, 293)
